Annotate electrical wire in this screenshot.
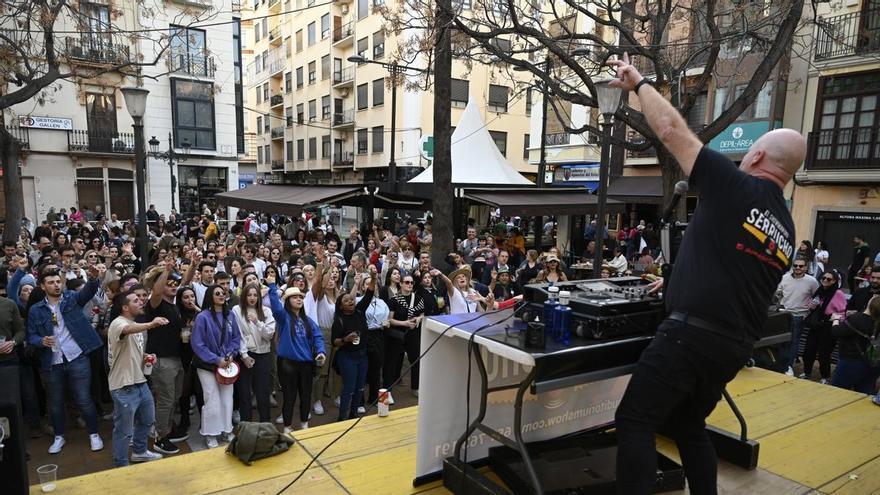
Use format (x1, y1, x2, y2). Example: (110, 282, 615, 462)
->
(274, 305, 514, 494)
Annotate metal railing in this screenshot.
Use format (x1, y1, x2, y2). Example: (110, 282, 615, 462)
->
(169, 50, 216, 77)
(270, 94, 284, 106)
(333, 21, 354, 43)
(269, 26, 282, 44)
(333, 66, 355, 85)
(806, 128, 880, 170)
(65, 37, 131, 65)
(271, 159, 284, 170)
(815, 8, 880, 60)
(333, 109, 355, 126)
(68, 130, 135, 154)
(271, 126, 285, 139)
(333, 151, 354, 167)
(545, 133, 569, 146)
(633, 43, 710, 74)
(4, 126, 30, 150)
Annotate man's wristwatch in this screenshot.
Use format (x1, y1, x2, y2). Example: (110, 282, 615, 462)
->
(634, 78, 652, 95)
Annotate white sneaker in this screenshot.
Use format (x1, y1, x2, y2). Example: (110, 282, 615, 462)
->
(356, 406, 366, 415)
(283, 427, 292, 434)
(232, 410, 241, 425)
(299, 422, 309, 430)
(48, 435, 65, 454)
(275, 414, 284, 425)
(333, 396, 341, 408)
(269, 394, 278, 407)
(784, 366, 794, 376)
(89, 433, 104, 452)
(797, 373, 807, 379)
(313, 400, 325, 416)
(819, 378, 829, 385)
(131, 450, 163, 463)
(205, 436, 219, 449)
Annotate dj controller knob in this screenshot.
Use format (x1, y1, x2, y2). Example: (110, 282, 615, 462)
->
(575, 323, 586, 338)
(520, 310, 534, 323)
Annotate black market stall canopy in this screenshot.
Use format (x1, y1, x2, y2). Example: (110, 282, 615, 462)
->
(214, 184, 427, 216)
(461, 188, 623, 217)
(607, 176, 664, 204)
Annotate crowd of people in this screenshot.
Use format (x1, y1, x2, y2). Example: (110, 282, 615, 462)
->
(0, 204, 591, 467)
(0, 203, 877, 468)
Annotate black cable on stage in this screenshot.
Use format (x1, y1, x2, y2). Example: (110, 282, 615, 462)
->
(274, 305, 512, 494)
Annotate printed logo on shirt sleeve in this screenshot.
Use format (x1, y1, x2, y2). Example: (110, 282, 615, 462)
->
(740, 208, 794, 270)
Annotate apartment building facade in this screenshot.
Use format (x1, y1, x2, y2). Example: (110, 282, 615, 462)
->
(3, 0, 241, 222)
(783, 0, 880, 271)
(245, 0, 534, 188)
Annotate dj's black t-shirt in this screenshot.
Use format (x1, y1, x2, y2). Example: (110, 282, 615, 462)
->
(144, 299, 183, 358)
(665, 147, 795, 342)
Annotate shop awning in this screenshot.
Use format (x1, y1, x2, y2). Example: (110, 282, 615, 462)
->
(215, 184, 429, 215)
(607, 176, 664, 204)
(462, 188, 623, 216)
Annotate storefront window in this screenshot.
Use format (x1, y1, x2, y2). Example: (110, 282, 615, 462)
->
(178, 165, 227, 217)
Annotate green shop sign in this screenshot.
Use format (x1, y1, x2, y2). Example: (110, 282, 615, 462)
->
(708, 121, 779, 155)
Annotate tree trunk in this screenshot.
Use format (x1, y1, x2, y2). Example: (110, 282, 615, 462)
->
(657, 150, 686, 223)
(1, 126, 23, 243)
(431, 0, 454, 270)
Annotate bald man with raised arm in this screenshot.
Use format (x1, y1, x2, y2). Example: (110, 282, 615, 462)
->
(607, 54, 806, 495)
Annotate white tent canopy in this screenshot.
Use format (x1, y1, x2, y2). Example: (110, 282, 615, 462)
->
(408, 97, 534, 185)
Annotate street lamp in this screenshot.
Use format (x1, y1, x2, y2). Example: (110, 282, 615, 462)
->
(592, 80, 623, 275)
(347, 55, 407, 194)
(148, 133, 191, 211)
(120, 86, 150, 265)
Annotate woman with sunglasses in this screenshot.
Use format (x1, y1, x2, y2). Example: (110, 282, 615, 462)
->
(332, 265, 378, 421)
(191, 284, 240, 448)
(269, 248, 287, 279)
(265, 272, 325, 432)
(232, 283, 276, 422)
(801, 270, 847, 384)
(174, 285, 203, 438)
(536, 254, 568, 284)
(385, 272, 426, 398)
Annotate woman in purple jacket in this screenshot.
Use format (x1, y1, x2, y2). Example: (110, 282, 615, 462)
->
(192, 284, 240, 449)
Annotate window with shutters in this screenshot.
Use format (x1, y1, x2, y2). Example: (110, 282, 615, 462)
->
(263, 114, 269, 133)
(489, 130, 507, 157)
(296, 103, 304, 124)
(296, 67, 303, 88)
(257, 145, 263, 163)
(523, 134, 530, 159)
(373, 78, 385, 107)
(451, 78, 469, 107)
(357, 38, 368, 62)
(357, 83, 368, 110)
(308, 22, 316, 45)
(285, 106, 293, 126)
(256, 116, 262, 134)
(263, 82, 269, 101)
(358, 0, 368, 19)
(322, 135, 331, 158)
(308, 99, 317, 121)
(309, 137, 317, 159)
(488, 84, 509, 112)
(256, 87, 262, 104)
(686, 92, 707, 128)
(286, 140, 293, 161)
(255, 23, 261, 42)
(357, 129, 368, 154)
(321, 14, 330, 39)
(308, 61, 316, 84)
(322, 55, 330, 80)
(373, 31, 385, 59)
(526, 88, 533, 115)
(296, 30, 303, 52)
(322, 95, 330, 119)
(297, 139, 305, 160)
(372, 126, 384, 152)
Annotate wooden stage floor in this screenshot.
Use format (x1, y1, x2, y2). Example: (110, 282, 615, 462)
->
(29, 367, 880, 494)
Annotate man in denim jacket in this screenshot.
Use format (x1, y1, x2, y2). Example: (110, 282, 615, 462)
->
(27, 264, 106, 454)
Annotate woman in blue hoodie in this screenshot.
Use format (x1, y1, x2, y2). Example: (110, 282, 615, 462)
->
(191, 284, 240, 449)
(266, 272, 325, 433)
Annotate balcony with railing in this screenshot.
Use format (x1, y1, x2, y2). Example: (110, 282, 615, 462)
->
(169, 0, 211, 8)
(333, 66, 355, 87)
(169, 50, 216, 78)
(68, 130, 135, 154)
(271, 159, 284, 170)
(65, 37, 131, 66)
(271, 127, 285, 140)
(270, 94, 285, 107)
(632, 43, 710, 75)
(333, 151, 355, 167)
(269, 26, 283, 46)
(5, 126, 29, 151)
(333, 21, 354, 46)
(333, 109, 355, 128)
(805, 128, 880, 171)
(240, 132, 258, 162)
(814, 8, 880, 60)
(267, 48, 287, 76)
(268, 0, 282, 12)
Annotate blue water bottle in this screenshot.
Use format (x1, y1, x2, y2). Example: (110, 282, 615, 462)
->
(543, 286, 560, 341)
(554, 290, 573, 345)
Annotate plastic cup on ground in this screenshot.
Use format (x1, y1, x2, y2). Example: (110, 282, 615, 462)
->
(37, 464, 58, 492)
